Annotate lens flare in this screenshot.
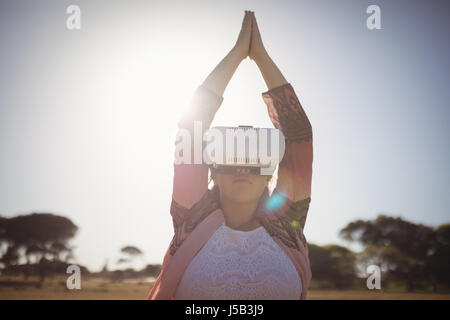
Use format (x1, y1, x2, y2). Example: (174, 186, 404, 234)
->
(265, 191, 286, 211)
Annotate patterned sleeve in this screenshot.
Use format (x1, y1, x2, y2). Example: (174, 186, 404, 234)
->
(262, 82, 313, 201)
(259, 83, 313, 249)
(262, 82, 312, 144)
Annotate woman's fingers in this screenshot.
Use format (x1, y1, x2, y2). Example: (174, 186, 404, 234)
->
(249, 11, 266, 61)
(251, 11, 261, 40)
(242, 10, 252, 28)
(233, 10, 253, 60)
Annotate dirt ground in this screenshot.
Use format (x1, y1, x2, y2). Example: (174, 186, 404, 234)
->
(1, 276, 449, 300)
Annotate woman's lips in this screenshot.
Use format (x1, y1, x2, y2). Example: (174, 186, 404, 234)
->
(232, 177, 252, 184)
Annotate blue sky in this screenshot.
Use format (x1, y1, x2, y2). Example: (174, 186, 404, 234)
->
(0, 0, 449, 271)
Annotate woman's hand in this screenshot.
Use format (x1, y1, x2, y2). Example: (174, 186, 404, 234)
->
(232, 10, 252, 62)
(249, 12, 268, 62)
(248, 11, 287, 91)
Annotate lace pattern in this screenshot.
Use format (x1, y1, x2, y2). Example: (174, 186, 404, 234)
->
(262, 83, 312, 143)
(174, 223, 302, 299)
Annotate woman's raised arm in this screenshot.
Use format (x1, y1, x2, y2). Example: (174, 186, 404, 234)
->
(250, 12, 313, 206)
(249, 12, 288, 90)
(201, 10, 253, 96)
(172, 11, 253, 212)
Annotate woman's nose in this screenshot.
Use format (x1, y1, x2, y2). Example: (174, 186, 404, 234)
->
(236, 167, 250, 175)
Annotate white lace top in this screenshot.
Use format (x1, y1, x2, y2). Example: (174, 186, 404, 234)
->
(174, 222, 302, 300)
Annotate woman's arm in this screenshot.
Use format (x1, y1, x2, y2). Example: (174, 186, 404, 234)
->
(168, 11, 254, 256)
(250, 12, 313, 204)
(249, 12, 288, 90)
(172, 11, 253, 212)
(202, 11, 253, 96)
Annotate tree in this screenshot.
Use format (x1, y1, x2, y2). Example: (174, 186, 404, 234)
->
(116, 246, 144, 271)
(426, 224, 450, 291)
(121, 246, 143, 256)
(309, 243, 357, 289)
(0, 213, 78, 273)
(357, 244, 416, 289)
(340, 215, 449, 291)
(143, 264, 162, 278)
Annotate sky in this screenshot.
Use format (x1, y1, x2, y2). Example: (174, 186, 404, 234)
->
(0, 0, 449, 272)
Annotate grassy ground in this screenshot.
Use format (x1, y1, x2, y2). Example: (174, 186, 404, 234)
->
(1, 276, 449, 300)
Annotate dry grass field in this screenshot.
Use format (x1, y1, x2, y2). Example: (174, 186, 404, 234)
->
(1, 276, 449, 300)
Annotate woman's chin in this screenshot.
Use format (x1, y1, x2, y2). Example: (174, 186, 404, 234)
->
(228, 189, 260, 203)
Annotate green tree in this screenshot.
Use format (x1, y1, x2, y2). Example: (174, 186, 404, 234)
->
(309, 243, 357, 289)
(340, 215, 449, 291)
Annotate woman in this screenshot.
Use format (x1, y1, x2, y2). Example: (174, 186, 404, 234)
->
(147, 10, 313, 300)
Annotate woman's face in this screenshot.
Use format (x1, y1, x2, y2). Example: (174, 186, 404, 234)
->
(214, 167, 269, 204)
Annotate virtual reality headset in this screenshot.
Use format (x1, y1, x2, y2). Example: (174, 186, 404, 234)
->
(203, 125, 285, 176)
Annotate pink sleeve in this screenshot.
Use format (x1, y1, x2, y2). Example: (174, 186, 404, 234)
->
(170, 84, 223, 233)
(262, 83, 313, 203)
